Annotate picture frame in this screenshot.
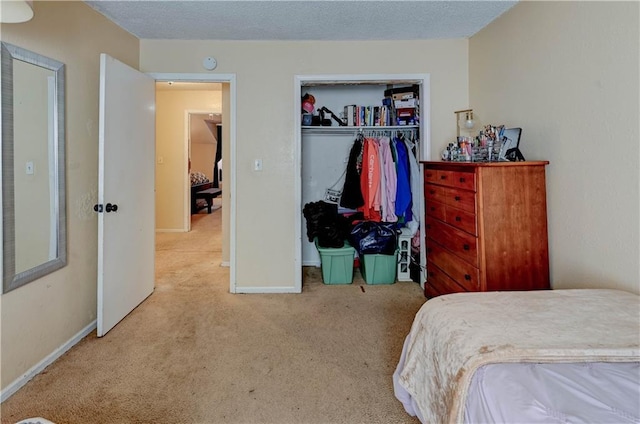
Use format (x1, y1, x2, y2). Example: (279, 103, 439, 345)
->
(499, 127, 524, 161)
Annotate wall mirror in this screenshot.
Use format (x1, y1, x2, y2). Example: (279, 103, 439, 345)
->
(1, 41, 66, 293)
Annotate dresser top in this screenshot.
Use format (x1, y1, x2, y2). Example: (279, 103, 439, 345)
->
(421, 161, 549, 167)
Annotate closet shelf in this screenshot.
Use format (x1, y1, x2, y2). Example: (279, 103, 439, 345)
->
(302, 125, 419, 135)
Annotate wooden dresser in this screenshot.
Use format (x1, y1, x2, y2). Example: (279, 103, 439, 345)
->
(422, 161, 550, 298)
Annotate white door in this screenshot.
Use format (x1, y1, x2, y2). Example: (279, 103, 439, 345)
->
(97, 54, 155, 337)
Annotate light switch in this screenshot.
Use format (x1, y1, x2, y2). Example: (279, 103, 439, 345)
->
(26, 161, 34, 175)
(254, 159, 263, 171)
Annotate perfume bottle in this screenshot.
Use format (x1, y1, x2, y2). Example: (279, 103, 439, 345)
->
(441, 145, 451, 161)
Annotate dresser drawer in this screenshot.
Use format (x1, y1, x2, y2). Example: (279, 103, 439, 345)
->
(424, 168, 438, 184)
(425, 184, 445, 204)
(436, 170, 476, 191)
(426, 217, 478, 267)
(427, 240, 480, 292)
(425, 264, 469, 298)
(444, 205, 477, 236)
(425, 200, 445, 221)
(442, 186, 476, 213)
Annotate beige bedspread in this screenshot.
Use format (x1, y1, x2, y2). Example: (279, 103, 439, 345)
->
(396, 289, 640, 423)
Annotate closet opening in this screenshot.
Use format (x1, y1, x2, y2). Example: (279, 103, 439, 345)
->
(295, 74, 431, 292)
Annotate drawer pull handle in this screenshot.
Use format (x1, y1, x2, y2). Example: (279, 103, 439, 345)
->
(430, 190, 436, 195)
(463, 244, 470, 250)
(430, 206, 435, 211)
(464, 274, 471, 280)
(454, 196, 461, 201)
(459, 177, 465, 183)
(440, 175, 447, 180)
(455, 216, 462, 222)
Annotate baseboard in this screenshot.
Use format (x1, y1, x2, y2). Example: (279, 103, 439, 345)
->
(0, 320, 97, 403)
(155, 228, 186, 233)
(234, 286, 301, 294)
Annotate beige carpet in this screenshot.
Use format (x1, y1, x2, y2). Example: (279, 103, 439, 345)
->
(1, 205, 425, 424)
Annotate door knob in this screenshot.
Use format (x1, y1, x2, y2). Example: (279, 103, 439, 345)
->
(105, 203, 118, 213)
(93, 204, 103, 213)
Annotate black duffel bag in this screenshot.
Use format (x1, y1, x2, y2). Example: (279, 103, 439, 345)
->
(349, 221, 398, 255)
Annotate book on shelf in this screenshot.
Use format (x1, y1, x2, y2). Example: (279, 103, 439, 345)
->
(342, 102, 415, 127)
(343, 104, 355, 126)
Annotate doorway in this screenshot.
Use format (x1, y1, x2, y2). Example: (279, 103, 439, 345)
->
(150, 73, 237, 292)
(188, 111, 222, 219)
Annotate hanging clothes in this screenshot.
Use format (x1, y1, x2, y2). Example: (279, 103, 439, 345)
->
(378, 136, 398, 222)
(340, 136, 364, 210)
(404, 135, 421, 236)
(394, 136, 412, 223)
(359, 137, 381, 221)
(376, 137, 387, 221)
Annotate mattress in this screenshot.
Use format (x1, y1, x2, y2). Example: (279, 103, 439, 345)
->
(464, 362, 640, 423)
(393, 289, 640, 423)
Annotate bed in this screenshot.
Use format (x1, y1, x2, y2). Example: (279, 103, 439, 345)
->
(393, 289, 640, 423)
(190, 172, 216, 214)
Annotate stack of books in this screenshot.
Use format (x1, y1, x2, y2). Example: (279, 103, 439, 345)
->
(343, 104, 395, 127)
(342, 85, 420, 127)
(384, 85, 419, 126)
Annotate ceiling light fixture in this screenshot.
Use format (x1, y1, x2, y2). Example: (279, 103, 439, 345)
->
(0, 0, 34, 23)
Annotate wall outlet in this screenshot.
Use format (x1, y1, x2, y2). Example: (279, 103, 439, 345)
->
(254, 159, 263, 171)
(26, 161, 34, 175)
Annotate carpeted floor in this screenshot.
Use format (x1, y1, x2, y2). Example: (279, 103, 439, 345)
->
(1, 204, 425, 424)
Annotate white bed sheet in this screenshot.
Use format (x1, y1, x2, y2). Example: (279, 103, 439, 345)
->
(392, 289, 640, 423)
(394, 336, 640, 423)
(464, 362, 640, 423)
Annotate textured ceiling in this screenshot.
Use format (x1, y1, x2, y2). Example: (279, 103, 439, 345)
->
(84, 1, 517, 41)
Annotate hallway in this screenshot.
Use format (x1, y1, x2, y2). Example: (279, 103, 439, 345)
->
(156, 204, 226, 290)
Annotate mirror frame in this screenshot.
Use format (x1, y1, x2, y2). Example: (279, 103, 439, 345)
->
(1, 41, 67, 293)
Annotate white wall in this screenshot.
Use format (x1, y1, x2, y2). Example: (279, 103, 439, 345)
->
(469, 1, 639, 293)
(141, 39, 469, 289)
(0, 1, 139, 391)
(191, 143, 216, 181)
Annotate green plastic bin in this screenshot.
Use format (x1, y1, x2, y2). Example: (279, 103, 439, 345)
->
(361, 251, 397, 284)
(315, 239, 355, 285)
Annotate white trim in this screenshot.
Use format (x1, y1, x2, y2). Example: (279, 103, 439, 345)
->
(299, 74, 429, 85)
(418, 76, 431, 289)
(155, 228, 186, 233)
(0, 320, 97, 403)
(184, 110, 191, 232)
(234, 286, 299, 294)
(184, 108, 218, 232)
(293, 77, 303, 293)
(294, 73, 431, 291)
(220, 261, 230, 267)
(149, 73, 237, 295)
